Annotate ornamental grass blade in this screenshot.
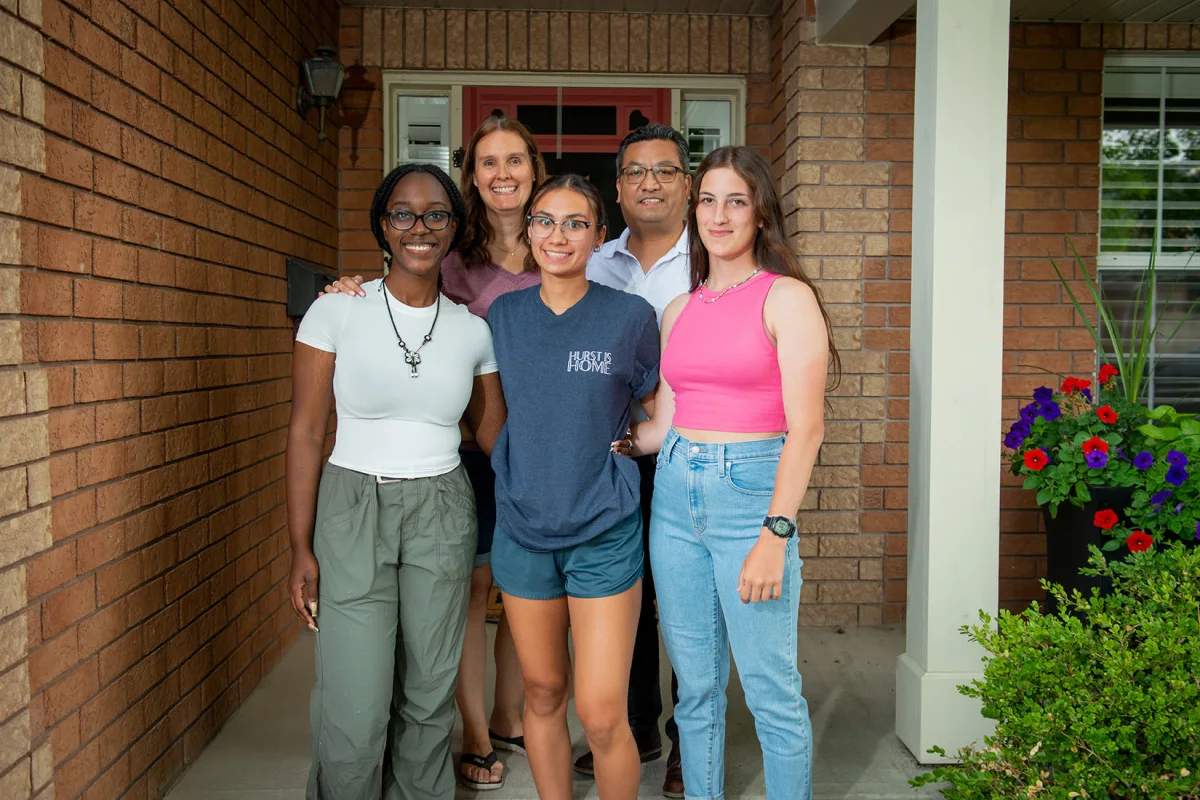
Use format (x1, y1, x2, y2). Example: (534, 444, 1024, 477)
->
(1057, 237, 1131, 396)
(1130, 245, 1155, 403)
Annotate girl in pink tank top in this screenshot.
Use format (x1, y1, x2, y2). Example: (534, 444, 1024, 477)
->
(624, 147, 840, 800)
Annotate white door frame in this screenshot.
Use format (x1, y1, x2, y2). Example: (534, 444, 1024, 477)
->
(381, 70, 747, 184)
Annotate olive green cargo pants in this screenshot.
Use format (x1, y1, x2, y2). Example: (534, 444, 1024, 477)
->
(306, 463, 476, 800)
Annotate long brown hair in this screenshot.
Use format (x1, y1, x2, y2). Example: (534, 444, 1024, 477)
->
(688, 146, 841, 385)
(522, 174, 607, 273)
(458, 115, 546, 271)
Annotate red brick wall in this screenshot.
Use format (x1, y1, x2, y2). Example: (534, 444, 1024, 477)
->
(337, 7, 774, 279)
(7, 0, 340, 796)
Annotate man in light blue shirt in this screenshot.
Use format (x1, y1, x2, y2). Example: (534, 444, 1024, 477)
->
(579, 123, 692, 799)
(588, 126, 692, 325)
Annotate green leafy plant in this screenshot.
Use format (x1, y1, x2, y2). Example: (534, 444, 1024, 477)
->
(1050, 236, 1200, 407)
(1101, 404, 1200, 551)
(911, 543, 1200, 799)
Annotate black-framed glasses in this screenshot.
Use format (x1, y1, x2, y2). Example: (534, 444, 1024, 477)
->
(527, 215, 594, 241)
(619, 165, 683, 185)
(383, 209, 454, 232)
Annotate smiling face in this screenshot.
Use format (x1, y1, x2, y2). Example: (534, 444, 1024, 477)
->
(694, 166, 758, 264)
(527, 188, 605, 279)
(381, 171, 457, 279)
(616, 139, 690, 229)
(472, 130, 536, 215)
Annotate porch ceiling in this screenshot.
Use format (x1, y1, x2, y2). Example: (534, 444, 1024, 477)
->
(1011, 0, 1200, 22)
(905, 0, 1200, 23)
(344, 0, 780, 14)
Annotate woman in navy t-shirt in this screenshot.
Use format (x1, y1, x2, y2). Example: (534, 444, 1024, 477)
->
(487, 174, 659, 800)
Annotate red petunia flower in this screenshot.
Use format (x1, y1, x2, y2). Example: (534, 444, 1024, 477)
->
(1093, 509, 1119, 530)
(1024, 449, 1049, 471)
(1126, 530, 1153, 553)
(1098, 364, 1118, 384)
(1061, 377, 1080, 393)
(1096, 405, 1119, 424)
(1081, 436, 1109, 455)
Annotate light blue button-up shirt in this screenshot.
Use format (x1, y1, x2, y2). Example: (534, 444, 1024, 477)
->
(587, 225, 691, 419)
(586, 225, 692, 324)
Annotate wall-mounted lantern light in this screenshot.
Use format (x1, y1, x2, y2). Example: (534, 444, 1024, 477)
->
(296, 46, 346, 143)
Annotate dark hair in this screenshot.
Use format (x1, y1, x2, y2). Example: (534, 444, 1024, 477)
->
(688, 146, 841, 386)
(522, 173, 607, 272)
(459, 115, 546, 272)
(615, 123, 690, 175)
(369, 162, 466, 256)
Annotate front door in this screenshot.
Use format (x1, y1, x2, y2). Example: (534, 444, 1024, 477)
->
(463, 87, 672, 240)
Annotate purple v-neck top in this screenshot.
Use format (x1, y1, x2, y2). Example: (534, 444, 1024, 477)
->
(440, 251, 541, 320)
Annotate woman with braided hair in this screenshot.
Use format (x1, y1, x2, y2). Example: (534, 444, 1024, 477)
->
(322, 114, 544, 791)
(287, 162, 505, 800)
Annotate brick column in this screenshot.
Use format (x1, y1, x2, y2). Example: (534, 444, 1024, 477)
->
(770, 0, 895, 627)
(0, 3, 52, 798)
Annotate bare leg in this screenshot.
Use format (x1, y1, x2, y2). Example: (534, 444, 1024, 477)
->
(489, 608, 525, 738)
(569, 582, 642, 800)
(455, 565, 503, 785)
(503, 593, 573, 800)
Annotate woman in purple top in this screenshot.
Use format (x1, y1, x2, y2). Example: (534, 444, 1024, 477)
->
(325, 114, 543, 791)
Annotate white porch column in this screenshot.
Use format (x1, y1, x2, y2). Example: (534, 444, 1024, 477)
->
(895, 0, 1010, 764)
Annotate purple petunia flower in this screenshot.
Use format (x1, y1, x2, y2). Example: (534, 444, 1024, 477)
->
(1133, 451, 1154, 470)
(1175, 502, 1185, 515)
(1080, 388, 1093, 402)
(1020, 403, 1039, 424)
(1033, 386, 1054, 404)
(1085, 450, 1108, 469)
(1150, 489, 1172, 508)
(1005, 420, 1031, 449)
(1167, 449, 1189, 468)
(1038, 401, 1061, 422)
(1195, 520, 1200, 540)
(1166, 466, 1189, 487)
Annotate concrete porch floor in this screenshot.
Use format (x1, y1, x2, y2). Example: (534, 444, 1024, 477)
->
(164, 626, 938, 799)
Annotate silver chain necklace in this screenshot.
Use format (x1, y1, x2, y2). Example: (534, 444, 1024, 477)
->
(380, 282, 439, 377)
(699, 268, 761, 304)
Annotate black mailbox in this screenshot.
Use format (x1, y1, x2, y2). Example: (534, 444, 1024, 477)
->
(286, 257, 339, 318)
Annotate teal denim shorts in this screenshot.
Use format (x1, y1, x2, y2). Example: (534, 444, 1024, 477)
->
(492, 509, 643, 600)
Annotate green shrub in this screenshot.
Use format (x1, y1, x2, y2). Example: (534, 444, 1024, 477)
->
(912, 542, 1200, 799)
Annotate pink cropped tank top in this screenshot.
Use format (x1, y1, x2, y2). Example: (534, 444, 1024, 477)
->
(662, 271, 786, 432)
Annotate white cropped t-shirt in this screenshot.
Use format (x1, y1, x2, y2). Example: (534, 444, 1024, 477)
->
(296, 279, 498, 479)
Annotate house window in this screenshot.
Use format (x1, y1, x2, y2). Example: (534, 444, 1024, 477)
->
(1100, 58, 1200, 411)
(395, 95, 451, 173)
(682, 96, 734, 170)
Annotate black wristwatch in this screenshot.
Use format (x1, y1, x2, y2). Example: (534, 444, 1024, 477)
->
(763, 515, 796, 539)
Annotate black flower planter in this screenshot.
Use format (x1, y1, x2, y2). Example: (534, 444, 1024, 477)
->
(1041, 485, 1136, 609)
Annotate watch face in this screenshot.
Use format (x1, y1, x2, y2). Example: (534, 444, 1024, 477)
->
(772, 519, 790, 535)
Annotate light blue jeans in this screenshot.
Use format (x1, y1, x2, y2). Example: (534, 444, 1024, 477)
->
(650, 430, 813, 800)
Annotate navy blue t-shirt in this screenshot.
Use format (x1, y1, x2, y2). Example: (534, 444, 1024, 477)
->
(489, 282, 660, 551)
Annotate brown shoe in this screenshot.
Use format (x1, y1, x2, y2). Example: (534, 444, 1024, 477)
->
(573, 726, 663, 776)
(662, 739, 683, 798)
